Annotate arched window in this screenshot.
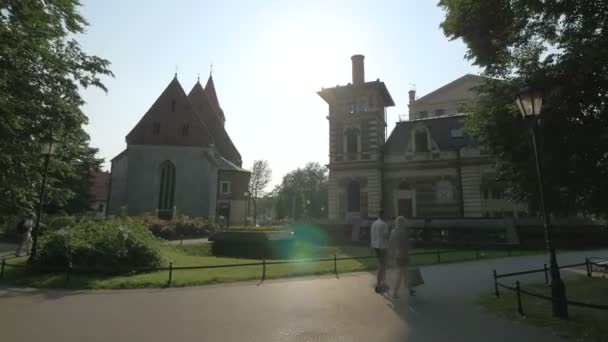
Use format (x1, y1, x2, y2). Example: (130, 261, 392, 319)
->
(436, 180, 453, 202)
(415, 130, 428, 152)
(345, 128, 359, 155)
(158, 161, 176, 218)
(347, 180, 360, 212)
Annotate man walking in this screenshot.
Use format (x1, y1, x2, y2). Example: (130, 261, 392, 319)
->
(371, 210, 390, 293)
(15, 213, 34, 257)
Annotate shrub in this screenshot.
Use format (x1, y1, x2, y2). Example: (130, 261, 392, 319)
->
(210, 231, 295, 259)
(47, 216, 77, 231)
(139, 214, 216, 240)
(36, 218, 162, 273)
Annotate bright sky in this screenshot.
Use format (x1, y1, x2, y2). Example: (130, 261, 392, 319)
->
(79, 0, 478, 187)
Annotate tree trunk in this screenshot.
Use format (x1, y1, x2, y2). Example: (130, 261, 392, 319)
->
(253, 198, 257, 226)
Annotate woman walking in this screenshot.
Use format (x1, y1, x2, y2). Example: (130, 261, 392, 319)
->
(389, 216, 421, 298)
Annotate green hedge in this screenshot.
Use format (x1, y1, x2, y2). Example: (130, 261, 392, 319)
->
(35, 218, 162, 273)
(210, 231, 296, 259)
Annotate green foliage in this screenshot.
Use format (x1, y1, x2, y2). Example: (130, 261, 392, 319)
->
(273, 162, 328, 220)
(0, 0, 112, 215)
(440, 0, 608, 217)
(139, 214, 216, 240)
(36, 218, 162, 272)
(210, 231, 296, 259)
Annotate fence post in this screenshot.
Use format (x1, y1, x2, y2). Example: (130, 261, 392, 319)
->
(262, 259, 266, 281)
(66, 262, 72, 284)
(516, 281, 524, 316)
(507, 245, 512, 257)
(0, 258, 5, 280)
(436, 249, 441, 264)
(180, 234, 183, 246)
(475, 248, 480, 260)
(543, 264, 549, 284)
(585, 258, 592, 277)
(493, 270, 500, 298)
(167, 262, 173, 287)
(334, 253, 337, 276)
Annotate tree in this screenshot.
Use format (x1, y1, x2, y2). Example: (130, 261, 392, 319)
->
(248, 160, 272, 225)
(273, 162, 328, 221)
(439, 0, 608, 218)
(0, 0, 112, 215)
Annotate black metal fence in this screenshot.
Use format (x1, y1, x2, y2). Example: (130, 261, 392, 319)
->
(492, 257, 608, 315)
(0, 245, 535, 287)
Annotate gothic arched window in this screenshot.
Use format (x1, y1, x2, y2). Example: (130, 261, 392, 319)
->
(158, 161, 176, 218)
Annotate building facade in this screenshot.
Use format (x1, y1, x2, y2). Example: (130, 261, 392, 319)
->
(108, 74, 250, 225)
(318, 56, 526, 221)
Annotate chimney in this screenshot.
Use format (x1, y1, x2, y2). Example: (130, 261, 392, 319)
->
(351, 54, 365, 85)
(408, 90, 416, 105)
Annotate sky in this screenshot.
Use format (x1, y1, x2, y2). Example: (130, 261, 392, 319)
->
(79, 0, 479, 187)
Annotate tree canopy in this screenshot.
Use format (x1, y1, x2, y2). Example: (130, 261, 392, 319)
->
(273, 162, 328, 220)
(440, 0, 608, 217)
(0, 0, 112, 215)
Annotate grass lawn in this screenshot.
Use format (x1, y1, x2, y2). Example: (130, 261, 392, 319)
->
(0, 242, 535, 289)
(480, 276, 608, 342)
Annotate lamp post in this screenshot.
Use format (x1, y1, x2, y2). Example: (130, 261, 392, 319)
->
(515, 88, 568, 318)
(29, 136, 58, 263)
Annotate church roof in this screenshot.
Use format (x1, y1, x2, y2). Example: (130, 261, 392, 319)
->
(188, 79, 243, 167)
(204, 75, 226, 122)
(384, 114, 473, 154)
(125, 76, 214, 147)
(217, 155, 248, 172)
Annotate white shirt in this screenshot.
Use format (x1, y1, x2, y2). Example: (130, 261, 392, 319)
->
(370, 218, 389, 249)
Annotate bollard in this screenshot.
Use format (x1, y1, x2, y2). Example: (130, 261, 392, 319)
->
(180, 234, 183, 246)
(493, 270, 500, 298)
(436, 249, 441, 264)
(66, 262, 72, 284)
(543, 264, 549, 284)
(585, 258, 592, 277)
(0, 258, 5, 279)
(516, 281, 524, 316)
(262, 259, 266, 281)
(334, 253, 338, 276)
(168, 262, 173, 287)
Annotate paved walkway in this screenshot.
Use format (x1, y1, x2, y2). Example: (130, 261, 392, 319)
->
(0, 242, 16, 258)
(0, 249, 605, 341)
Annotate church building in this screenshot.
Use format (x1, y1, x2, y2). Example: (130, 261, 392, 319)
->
(108, 74, 250, 225)
(318, 55, 526, 221)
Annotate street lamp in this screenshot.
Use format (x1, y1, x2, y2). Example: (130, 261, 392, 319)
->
(29, 135, 58, 263)
(515, 87, 568, 318)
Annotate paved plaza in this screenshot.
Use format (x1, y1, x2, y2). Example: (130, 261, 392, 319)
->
(1, 249, 605, 341)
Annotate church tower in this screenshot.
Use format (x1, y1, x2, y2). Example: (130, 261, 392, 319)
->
(317, 55, 395, 221)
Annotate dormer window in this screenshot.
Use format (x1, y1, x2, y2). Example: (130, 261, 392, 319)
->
(414, 131, 428, 152)
(435, 109, 445, 116)
(171, 99, 176, 112)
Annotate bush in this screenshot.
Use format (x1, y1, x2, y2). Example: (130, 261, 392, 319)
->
(139, 214, 216, 240)
(36, 218, 162, 273)
(47, 216, 77, 231)
(210, 231, 295, 259)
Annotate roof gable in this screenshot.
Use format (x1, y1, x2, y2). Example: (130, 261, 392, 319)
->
(188, 81, 243, 167)
(126, 76, 213, 146)
(414, 74, 486, 105)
